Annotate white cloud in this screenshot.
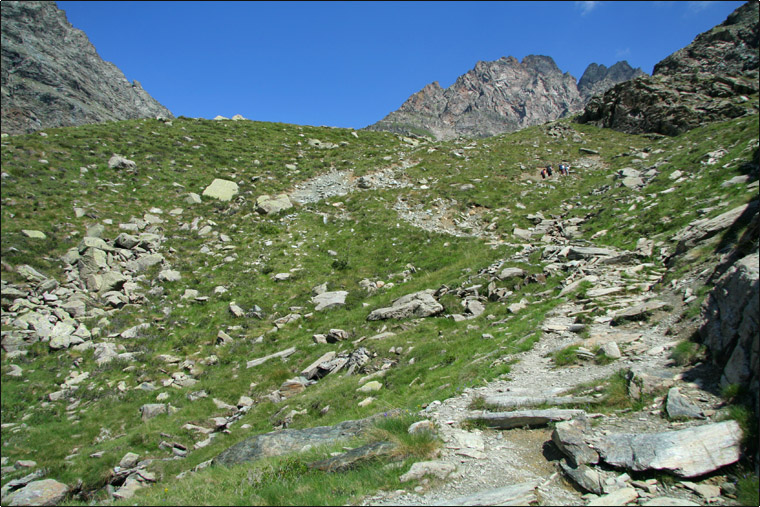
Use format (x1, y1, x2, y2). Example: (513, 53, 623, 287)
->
(686, 1, 715, 14)
(616, 48, 631, 58)
(575, 1, 599, 16)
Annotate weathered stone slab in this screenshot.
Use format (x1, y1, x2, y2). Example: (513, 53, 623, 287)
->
(483, 395, 595, 409)
(587, 486, 638, 506)
(593, 420, 742, 477)
(665, 388, 703, 420)
(6, 479, 69, 506)
(202, 178, 239, 201)
(367, 289, 443, 320)
(311, 291, 348, 311)
(566, 246, 616, 260)
(307, 441, 398, 472)
(552, 418, 599, 466)
(441, 481, 537, 506)
(641, 498, 699, 506)
(399, 461, 456, 483)
(559, 461, 604, 494)
(673, 201, 758, 254)
(611, 300, 668, 325)
(212, 413, 395, 467)
(255, 194, 293, 214)
(469, 409, 586, 429)
(246, 347, 297, 369)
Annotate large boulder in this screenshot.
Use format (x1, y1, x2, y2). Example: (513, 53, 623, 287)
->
(367, 289, 443, 320)
(593, 420, 742, 478)
(255, 194, 293, 215)
(6, 479, 69, 506)
(202, 179, 239, 202)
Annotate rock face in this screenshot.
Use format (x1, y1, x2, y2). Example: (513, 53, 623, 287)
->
(1, 1, 172, 135)
(366, 55, 643, 140)
(700, 252, 759, 413)
(578, 1, 759, 135)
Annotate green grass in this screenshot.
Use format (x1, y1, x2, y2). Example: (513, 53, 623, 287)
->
(2, 111, 758, 505)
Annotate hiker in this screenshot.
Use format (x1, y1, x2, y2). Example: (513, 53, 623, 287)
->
(546, 164, 553, 177)
(540, 168, 546, 179)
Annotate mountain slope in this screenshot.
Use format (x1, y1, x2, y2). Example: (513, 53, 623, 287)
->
(0, 1, 172, 136)
(365, 55, 644, 140)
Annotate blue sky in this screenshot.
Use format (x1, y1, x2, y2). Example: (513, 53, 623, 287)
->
(55, 1, 746, 129)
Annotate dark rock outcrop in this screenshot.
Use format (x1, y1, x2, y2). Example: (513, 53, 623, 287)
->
(578, 1, 759, 136)
(1, 1, 172, 135)
(578, 61, 647, 101)
(366, 55, 641, 140)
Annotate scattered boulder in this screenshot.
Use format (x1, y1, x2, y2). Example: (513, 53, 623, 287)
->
(108, 154, 136, 170)
(5, 479, 69, 507)
(399, 461, 456, 482)
(311, 291, 348, 311)
(665, 388, 703, 420)
(255, 194, 293, 215)
(202, 178, 239, 202)
(367, 289, 443, 320)
(593, 420, 742, 477)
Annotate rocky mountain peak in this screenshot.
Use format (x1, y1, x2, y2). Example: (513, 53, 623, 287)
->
(1, 1, 172, 135)
(367, 54, 644, 140)
(578, 61, 647, 101)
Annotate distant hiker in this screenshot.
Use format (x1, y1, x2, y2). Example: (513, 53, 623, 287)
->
(540, 168, 546, 179)
(559, 163, 567, 176)
(546, 164, 553, 177)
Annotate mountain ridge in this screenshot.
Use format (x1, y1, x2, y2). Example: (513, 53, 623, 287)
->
(365, 55, 645, 140)
(0, 1, 172, 136)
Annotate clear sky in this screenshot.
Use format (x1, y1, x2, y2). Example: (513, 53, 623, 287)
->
(55, 1, 746, 129)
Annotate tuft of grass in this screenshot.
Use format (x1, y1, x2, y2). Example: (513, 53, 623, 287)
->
(669, 340, 705, 366)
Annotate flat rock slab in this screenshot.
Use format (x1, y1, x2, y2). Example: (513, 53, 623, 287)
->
(484, 394, 595, 409)
(611, 300, 668, 325)
(311, 291, 348, 311)
(6, 479, 69, 506)
(440, 481, 537, 506)
(307, 440, 398, 472)
(367, 289, 443, 320)
(202, 178, 239, 201)
(593, 420, 742, 477)
(256, 193, 293, 214)
(212, 412, 399, 467)
(587, 486, 638, 506)
(246, 346, 297, 369)
(468, 409, 586, 429)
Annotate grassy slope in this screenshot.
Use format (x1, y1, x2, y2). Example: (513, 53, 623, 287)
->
(1, 112, 758, 505)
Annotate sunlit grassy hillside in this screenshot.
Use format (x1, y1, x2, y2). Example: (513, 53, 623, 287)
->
(1, 112, 757, 505)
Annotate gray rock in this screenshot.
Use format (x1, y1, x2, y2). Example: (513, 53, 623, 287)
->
(311, 291, 348, 311)
(559, 461, 604, 494)
(255, 194, 293, 215)
(6, 479, 69, 506)
(212, 413, 395, 467)
(611, 300, 669, 325)
(307, 441, 398, 472)
(399, 461, 456, 482)
(552, 418, 600, 466)
(367, 289, 444, 320)
(665, 388, 703, 419)
(443, 481, 537, 506)
(140, 403, 167, 421)
(587, 487, 638, 506)
(700, 252, 759, 408)
(593, 420, 742, 477)
(202, 179, 239, 202)
(470, 409, 586, 429)
(108, 154, 136, 170)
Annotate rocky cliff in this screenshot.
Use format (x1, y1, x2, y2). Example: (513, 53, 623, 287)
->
(578, 1, 759, 136)
(0, 1, 172, 135)
(366, 55, 644, 140)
